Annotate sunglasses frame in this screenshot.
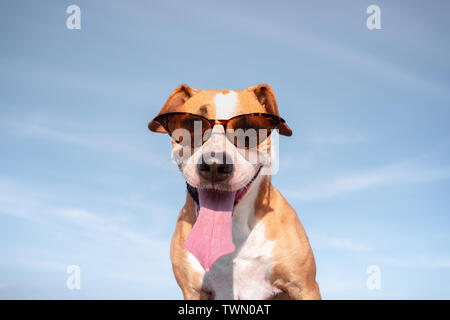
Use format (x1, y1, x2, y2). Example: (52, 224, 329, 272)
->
(153, 112, 286, 149)
(154, 112, 286, 132)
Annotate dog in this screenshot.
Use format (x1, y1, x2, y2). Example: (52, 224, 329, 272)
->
(148, 84, 320, 300)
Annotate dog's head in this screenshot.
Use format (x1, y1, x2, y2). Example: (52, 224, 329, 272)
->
(149, 84, 291, 199)
(148, 84, 292, 271)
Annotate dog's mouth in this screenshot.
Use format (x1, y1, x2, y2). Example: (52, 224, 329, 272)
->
(186, 165, 262, 208)
(184, 166, 261, 272)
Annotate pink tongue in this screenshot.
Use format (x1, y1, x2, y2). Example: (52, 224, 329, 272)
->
(184, 189, 236, 272)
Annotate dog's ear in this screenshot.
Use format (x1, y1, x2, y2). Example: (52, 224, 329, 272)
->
(246, 84, 292, 136)
(148, 84, 200, 133)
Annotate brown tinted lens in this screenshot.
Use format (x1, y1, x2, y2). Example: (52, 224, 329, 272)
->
(157, 113, 210, 147)
(226, 114, 278, 148)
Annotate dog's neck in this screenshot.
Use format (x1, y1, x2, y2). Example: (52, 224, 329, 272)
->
(232, 173, 268, 234)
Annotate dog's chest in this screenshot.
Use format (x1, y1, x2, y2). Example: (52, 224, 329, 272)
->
(189, 218, 280, 300)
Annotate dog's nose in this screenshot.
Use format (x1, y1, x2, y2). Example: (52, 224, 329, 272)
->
(197, 152, 234, 183)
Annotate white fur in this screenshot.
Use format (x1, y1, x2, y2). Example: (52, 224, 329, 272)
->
(176, 124, 260, 191)
(179, 92, 277, 298)
(186, 175, 280, 299)
(186, 251, 206, 275)
(214, 91, 238, 119)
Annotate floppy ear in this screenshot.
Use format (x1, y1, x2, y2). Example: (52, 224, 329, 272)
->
(148, 84, 200, 133)
(246, 84, 292, 136)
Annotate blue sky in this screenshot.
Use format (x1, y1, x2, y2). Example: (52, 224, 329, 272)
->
(1, 0, 449, 299)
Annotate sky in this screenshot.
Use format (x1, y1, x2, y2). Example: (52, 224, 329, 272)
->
(0, 0, 449, 299)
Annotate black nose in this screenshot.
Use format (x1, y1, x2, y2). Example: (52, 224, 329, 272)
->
(197, 152, 234, 183)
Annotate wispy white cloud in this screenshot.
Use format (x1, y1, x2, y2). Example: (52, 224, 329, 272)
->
(53, 207, 169, 251)
(326, 236, 371, 253)
(174, 0, 447, 94)
(0, 115, 170, 168)
(287, 161, 450, 201)
(311, 232, 371, 253)
(379, 255, 450, 270)
(305, 128, 366, 145)
(0, 256, 67, 271)
(0, 177, 170, 253)
(0, 56, 166, 104)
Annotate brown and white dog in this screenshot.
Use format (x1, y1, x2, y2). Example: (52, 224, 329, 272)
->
(148, 84, 321, 300)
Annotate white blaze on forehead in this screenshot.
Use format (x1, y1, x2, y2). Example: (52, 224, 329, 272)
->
(214, 91, 238, 119)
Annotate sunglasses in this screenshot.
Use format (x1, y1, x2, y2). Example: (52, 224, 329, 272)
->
(153, 112, 286, 149)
